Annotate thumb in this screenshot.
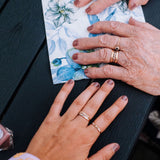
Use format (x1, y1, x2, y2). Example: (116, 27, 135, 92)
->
(88, 143, 120, 160)
(128, 0, 149, 10)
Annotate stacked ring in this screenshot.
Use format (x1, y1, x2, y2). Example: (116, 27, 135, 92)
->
(78, 111, 90, 121)
(110, 50, 119, 64)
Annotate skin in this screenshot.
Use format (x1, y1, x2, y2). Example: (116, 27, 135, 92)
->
(72, 18, 160, 96)
(26, 80, 128, 160)
(74, 0, 149, 15)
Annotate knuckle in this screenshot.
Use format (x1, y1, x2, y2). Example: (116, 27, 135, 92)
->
(43, 117, 53, 126)
(110, 21, 120, 32)
(129, 26, 138, 36)
(103, 155, 110, 160)
(99, 35, 107, 46)
(53, 99, 61, 106)
(127, 39, 139, 52)
(103, 65, 113, 77)
(103, 112, 113, 122)
(125, 71, 135, 84)
(73, 99, 83, 107)
(98, 48, 108, 61)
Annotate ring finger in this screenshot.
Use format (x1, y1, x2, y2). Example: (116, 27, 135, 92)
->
(72, 48, 128, 67)
(74, 79, 115, 126)
(88, 96, 128, 138)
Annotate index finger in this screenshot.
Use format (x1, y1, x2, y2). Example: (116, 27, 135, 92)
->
(87, 96, 128, 137)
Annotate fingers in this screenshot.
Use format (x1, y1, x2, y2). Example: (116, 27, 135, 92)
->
(85, 0, 119, 15)
(47, 80, 75, 119)
(87, 21, 138, 37)
(73, 35, 128, 51)
(88, 96, 128, 136)
(84, 65, 128, 81)
(129, 17, 159, 31)
(74, 0, 92, 8)
(128, 0, 149, 10)
(88, 143, 120, 160)
(72, 48, 127, 67)
(74, 0, 119, 15)
(65, 82, 100, 120)
(74, 79, 114, 126)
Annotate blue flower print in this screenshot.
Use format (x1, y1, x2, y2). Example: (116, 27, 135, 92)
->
(45, 0, 75, 28)
(105, 8, 117, 21)
(57, 65, 75, 81)
(54, 48, 89, 82)
(48, 39, 56, 55)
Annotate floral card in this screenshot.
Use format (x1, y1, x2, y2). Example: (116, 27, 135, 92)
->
(41, 0, 145, 84)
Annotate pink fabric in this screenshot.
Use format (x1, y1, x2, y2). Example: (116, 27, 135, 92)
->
(8, 153, 40, 160)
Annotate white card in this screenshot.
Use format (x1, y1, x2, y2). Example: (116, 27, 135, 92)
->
(41, 0, 145, 84)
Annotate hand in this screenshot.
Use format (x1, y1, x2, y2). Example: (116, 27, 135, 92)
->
(72, 18, 160, 96)
(26, 80, 128, 160)
(74, 0, 149, 15)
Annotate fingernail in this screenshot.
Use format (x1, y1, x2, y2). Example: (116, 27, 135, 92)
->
(130, 3, 137, 10)
(86, 7, 92, 13)
(73, 40, 78, 47)
(84, 69, 88, 74)
(92, 82, 100, 88)
(87, 25, 93, 31)
(107, 79, 114, 85)
(121, 95, 128, 101)
(67, 79, 74, 84)
(72, 54, 78, 60)
(74, 0, 80, 6)
(113, 144, 120, 152)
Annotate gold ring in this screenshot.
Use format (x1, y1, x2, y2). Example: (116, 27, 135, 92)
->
(92, 122, 101, 134)
(110, 50, 119, 63)
(115, 37, 120, 51)
(78, 111, 90, 121)
(114, 51, 119, 63)
(110, 50, 114, 63)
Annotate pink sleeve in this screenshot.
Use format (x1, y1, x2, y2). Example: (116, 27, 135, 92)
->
(8, 152, 40, 160)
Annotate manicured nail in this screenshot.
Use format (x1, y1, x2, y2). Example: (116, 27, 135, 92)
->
(72, 54, 78, 60)
(73, 40, 78, 47)
(113, 144, 120, 152)
(74, 0, 80, 6)
(107, 79, 114, 85)
(67, 79, 74, 84)
(84, 69, 88, 74)
(121, 95, 128, 101)
(130, 3, 137, 10)
(92, 82, 100, 88)
(87, 25, 93, 31)
(86, 7, 92, 13)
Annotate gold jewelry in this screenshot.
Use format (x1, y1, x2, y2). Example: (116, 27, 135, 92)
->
(78, 111, 90, 121)
(92, 122, 101, 134)
(114, 51, 119, 63)
(110, 50, 119, 63)
(110, 50, 114, 63)
(115, 37, 120, 51)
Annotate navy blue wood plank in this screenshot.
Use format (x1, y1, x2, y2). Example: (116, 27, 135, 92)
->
(0, 0, 160, 160)
(0, 0, 45, 116)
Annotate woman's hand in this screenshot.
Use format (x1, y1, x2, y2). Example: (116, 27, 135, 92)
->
(74, 0, 149, 15)
(72, 18, 160, 96)
(26, 80, 128, 160)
